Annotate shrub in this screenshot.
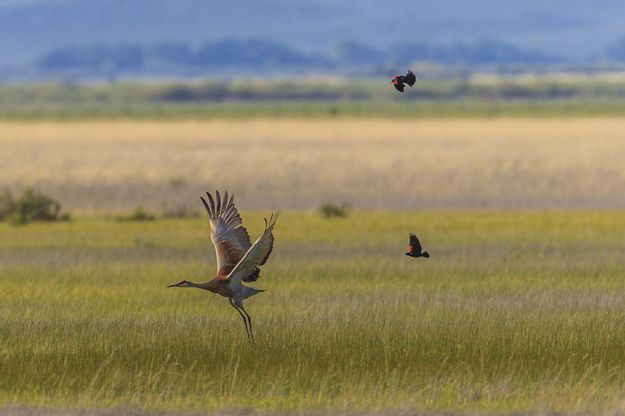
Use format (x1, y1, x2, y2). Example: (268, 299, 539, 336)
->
(2, 188, 70, 225)
(319, 202, 351, 218)
(134, 238, 157, 248)
(168, 177, 187, 188)
(161, 205, 199, 219)
(0, 189, 14, 221)
(115, 207, 156, 222)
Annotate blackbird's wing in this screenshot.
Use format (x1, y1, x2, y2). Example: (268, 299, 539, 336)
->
(409, 233, 422, 253)
(403, 71, 416, 87)
(393, 80, 405, 92)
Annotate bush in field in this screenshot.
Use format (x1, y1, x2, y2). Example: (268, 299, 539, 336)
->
(115, 207, 156, 222)
(319, 202, 351, 218)
(167, 176, 187, 188)
(1, 188, 70, 225)
(162, 206, 199, 219)
(0, 189, 13, 221)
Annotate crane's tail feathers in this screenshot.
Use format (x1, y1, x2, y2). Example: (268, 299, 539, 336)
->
(242, 287, 266, 299)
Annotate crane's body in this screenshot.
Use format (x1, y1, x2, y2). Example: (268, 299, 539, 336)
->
(170, 278, 264, 299)
(168, 190, 278, 342)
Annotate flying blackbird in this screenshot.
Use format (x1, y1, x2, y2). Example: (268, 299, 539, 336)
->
(392, 70, 416, 92)
(405, 233, 430, 258)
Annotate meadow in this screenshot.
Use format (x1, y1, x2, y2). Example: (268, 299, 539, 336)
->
(5, 76, 625, 121)
(2, 118, 625, 212)
(2, 92, 625, 414)
(1, 211, 625, 413)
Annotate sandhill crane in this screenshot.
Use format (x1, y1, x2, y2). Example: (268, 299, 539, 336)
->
(168, 190, 278, 342)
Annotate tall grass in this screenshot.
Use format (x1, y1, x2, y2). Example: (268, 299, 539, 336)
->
(1, 212, 625, 412)
(2, 118, 625, 211)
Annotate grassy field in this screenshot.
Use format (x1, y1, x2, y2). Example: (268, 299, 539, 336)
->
(1, 211, 625, 413)
(7, 100, 625, 121)
(2, 118, 625, 212)
(5, 77, 625, 120)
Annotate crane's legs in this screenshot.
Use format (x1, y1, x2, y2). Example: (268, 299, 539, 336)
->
(229, 297, 251, 342)
(234, 299, 254, 342)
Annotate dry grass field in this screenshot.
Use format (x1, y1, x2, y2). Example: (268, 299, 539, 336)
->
(1, 118, 625, 212)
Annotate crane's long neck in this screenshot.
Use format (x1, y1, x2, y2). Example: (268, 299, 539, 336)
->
(188, 281, 217, 292)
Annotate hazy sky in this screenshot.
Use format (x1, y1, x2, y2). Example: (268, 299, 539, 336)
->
(0, 0, 624, 65)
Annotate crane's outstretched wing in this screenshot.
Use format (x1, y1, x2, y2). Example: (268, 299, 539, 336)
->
(409, 233, 422, 254)
(227, 212, 279, 287)
(201, 190, 252, 277)
(403, 70, 416, 87)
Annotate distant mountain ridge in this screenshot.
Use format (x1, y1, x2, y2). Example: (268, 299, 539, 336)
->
(1, 0, 625, 79)
(30, 38, 557, 80)
(1, 0, 625, 63)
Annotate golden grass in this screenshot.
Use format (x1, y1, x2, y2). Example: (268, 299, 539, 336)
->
(2, 118, 625, 211)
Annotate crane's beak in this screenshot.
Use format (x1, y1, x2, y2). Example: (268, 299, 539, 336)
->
(168, 280, 191, 288)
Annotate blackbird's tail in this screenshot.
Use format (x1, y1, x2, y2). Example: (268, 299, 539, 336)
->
(421, 251, 430, 258)
(404, 70, 416, 87)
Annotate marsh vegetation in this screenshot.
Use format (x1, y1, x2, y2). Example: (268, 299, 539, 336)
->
(1, 212, 625, 412)
(1, 118, 625, 212)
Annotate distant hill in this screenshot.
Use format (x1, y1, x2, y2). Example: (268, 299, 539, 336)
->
(35, 40, 333, 78)
(31, 39, 557, 80)
(1, 0, 625, 76)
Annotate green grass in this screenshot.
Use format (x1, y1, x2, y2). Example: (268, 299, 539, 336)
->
(5, 99, 625, 120)
(1, 211, 625, 412)
(6, 77, 625, 119)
